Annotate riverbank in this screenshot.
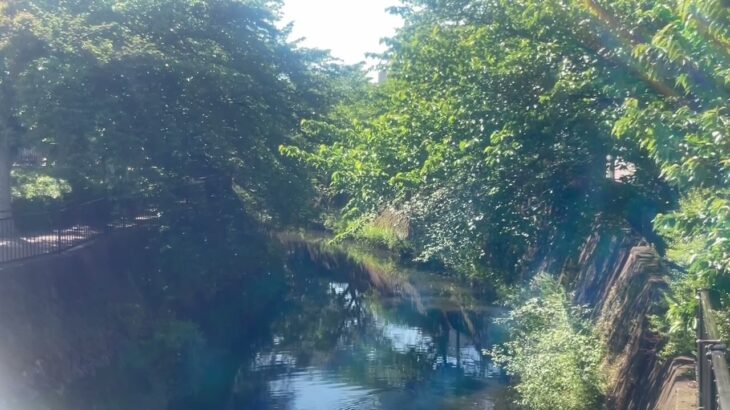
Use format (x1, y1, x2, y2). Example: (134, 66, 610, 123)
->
(327, 214, 698, 409)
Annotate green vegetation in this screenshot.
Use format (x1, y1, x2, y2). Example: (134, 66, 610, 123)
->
(607, 0, 730, 355)
(282, 0, 672, 284)
(283, 0, 729, 359)
(491, 275, 605, 410)
(0, 0, 728, 407)
(357, 223, 404, 249)
(0, 0, 354, 223)
(11, 169, 71, 200)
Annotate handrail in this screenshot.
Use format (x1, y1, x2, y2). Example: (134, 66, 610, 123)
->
(697, 289, 730, 410)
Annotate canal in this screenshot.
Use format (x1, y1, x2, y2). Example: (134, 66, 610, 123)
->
(17, 236, 508, 410)
(229, 239, 508, 409)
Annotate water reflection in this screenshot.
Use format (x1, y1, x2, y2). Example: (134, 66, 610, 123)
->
(228, 248, 506, 410)
(5, 240, 506, 410)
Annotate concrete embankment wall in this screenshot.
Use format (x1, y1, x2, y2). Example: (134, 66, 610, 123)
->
(0, 228, 153, 408)
(562, 221, 695, 409)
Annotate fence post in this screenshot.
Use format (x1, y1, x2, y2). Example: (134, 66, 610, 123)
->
(710, 343, 730, 410)
(697, 289, 730, 410)
(699, 339, 719, 410)
(56, 216, 61, 253)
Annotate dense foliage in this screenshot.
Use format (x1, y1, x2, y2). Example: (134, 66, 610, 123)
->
(609, 0, 730, 353)
(491, 274, 605, 410)
(0, 5, 353, 407)
(281, 0, 729, 395)
(283, 0, 672, 283)
(0, 0, 353, 223)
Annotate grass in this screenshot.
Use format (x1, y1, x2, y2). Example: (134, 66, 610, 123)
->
(356, 223, 408, 251)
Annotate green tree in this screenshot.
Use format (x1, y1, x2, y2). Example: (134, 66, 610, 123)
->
(604, 0, 730, 352)
(284, 0, 668, 283)
(285, 0, 729, 359)
(0, 0, 346, 223)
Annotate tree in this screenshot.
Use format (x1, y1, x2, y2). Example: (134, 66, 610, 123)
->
(285, 0, 729, 357)
(283, 0, 668, 282)
(0, 0, 344, 223)
(491, 274, 605, 410)
(605, 0, 730, 352)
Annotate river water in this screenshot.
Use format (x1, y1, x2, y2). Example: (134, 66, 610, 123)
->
(8, 238, 507, 410)
(227, 241, 508, 409)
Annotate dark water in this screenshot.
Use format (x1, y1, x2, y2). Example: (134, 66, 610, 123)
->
(9, 240, 506, 410)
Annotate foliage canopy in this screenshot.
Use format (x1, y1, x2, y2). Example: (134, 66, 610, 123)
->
(0, 0, 358, 222)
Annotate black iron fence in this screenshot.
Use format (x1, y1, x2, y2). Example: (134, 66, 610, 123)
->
(0, 196, 158, 264)
(0, 175, 233, 265)
(697, 289, 730, 410)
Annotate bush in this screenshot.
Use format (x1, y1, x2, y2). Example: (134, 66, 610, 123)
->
(11, 169, 71, 201)
(653, 189, 730, 355)
(491, 274, 605, 410)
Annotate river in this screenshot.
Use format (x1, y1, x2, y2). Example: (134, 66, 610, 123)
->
(229, 238, 508, 409)
(10, 236, 508, 410)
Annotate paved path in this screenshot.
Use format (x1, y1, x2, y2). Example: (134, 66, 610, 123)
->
(0, 226, 102, 263)
(656, 357, 697, 410)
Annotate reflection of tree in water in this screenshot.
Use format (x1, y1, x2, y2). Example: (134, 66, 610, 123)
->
(47, 239, 501, 410)
(227, 254, 499, 409)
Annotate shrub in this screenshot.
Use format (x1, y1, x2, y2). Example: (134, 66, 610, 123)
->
(11, 169, 71, 200)
(491, 274, 605, 410)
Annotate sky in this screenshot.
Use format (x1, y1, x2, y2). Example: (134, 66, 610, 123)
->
(280, 0, 403, 68)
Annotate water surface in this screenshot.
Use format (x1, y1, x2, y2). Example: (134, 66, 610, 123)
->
(228, 242, 507, 409)
(11, 240, 507, 410)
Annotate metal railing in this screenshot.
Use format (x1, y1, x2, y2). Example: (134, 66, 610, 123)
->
(697, 289, 730, 410)
(0, 196, 158, 264)
(0, 175, 232, 265)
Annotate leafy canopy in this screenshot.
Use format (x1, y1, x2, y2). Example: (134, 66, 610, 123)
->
(0, 0, 350, 222)
(283, 0, 669, 282)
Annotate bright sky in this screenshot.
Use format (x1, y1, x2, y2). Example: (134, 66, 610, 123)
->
(280, 0, 403, 67)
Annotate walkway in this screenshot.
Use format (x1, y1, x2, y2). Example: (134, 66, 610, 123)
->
(655, 357, 697, 410)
